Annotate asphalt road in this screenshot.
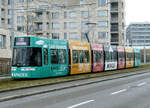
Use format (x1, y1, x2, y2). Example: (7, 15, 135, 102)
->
(1, 72, 150, 108)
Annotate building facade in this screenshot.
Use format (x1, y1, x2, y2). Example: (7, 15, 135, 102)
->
(14, 0, 125, 45)
(110, 0, 125, 45)
(126, 23, 150, 46)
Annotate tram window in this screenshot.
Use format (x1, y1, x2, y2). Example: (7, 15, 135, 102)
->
(44, 49, 48, 65)
(99, 52, 103, 62)
(51, 49, 58, 64)
(112, 51, 117, 61)
(79, 51, 84, 63)
(59, 49, 66, 64)
(127, 52, 133, 61)
(12, 47, 42, 67)
(94, 51, 103, 63)
(73, 50, 78, 64)
(118, 52, 125, 61)
(84, 51, 89, 63)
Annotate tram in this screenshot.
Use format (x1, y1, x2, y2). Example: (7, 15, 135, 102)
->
(11, 36, 141, 79)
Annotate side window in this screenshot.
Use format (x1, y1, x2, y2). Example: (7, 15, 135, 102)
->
(72, 50, 78, 64)
(94, 51, 97, 63)
(105, 51, 109, 62)
(51, 49, 58, 64)
(112, 51, 117, 61)
(94, 51, 102, 63)
(79, 51, 84, 63)
(59, 49, 66, 64)
(44, 49, 48, 65)
(99, 51, 103, 62)
(84, 51, 89, 63)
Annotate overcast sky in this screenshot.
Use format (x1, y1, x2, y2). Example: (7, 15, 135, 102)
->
(125, 0, 150, 25)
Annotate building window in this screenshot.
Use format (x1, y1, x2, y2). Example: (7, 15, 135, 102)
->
(69, 22, 77, 29)
(17, 26, 24, 32)
(81, 33, 87, 40)
(17, 0, 24, 3)
(81, 21, 88, 28)
(27, 15, 34, 22)
(81, 11, 89, 18)
(98, 32, 107, 39)
(52, 22, 60, 29)
(98, 21, 108, 27)
(1, 8, 5, 16)
(64, 11, 67, 18)
(8, 0, 11, 5)
(8, 9, 12, 15)
(69, 11, 77, 18)
(36, 23, 42, 30)
(52, 33, 59, 39)
(64, 22, 67, 29)
(98, 10, 107, 17)
(36, 12, 42, 19)
(8, 18, 12, 24)
(17, 16, 24, 23)
(1, 18, 5, 24)
(27, 0, 33, 2)
(46, 23, 49, 29)
(98, 0, 107, 7)
(69, 32, 78, 40)
(52, 12, 59, 19)
(64, 33, 67, 39)
(28, 25, 34, 32)
(0, 35, 6, 49)
(1, 0, 5, 5)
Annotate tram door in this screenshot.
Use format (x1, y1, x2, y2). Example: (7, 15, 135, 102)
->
(43, 48, 49, 77)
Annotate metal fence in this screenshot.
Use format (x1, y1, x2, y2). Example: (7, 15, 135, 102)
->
(0, 60, 11, 76)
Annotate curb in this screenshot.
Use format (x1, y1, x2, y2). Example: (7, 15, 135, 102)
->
(0, 69, 150, 102)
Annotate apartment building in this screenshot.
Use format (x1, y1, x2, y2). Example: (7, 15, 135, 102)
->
(110, 0, 125, 45)
(14, 0, 125, 45)
(126, 23, 150, 46)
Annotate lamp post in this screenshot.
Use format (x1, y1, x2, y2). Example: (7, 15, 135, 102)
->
(10, 0, 14, 60)
(85, 22, 96, 43)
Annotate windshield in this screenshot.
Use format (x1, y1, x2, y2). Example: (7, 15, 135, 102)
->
(12, 47, 42, 67)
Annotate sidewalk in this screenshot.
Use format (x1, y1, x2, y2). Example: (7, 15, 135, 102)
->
(0, 69, 150, 102)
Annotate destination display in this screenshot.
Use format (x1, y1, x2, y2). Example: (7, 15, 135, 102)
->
(14, 37, 30, 46)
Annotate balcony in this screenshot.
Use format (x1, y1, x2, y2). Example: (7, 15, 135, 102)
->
(111, 2, 118, 12)
(111, 28, 118, 32)
(111, 18, 118, 23)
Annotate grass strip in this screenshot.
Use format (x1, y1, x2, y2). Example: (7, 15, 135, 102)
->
(0, 64, 150, 92)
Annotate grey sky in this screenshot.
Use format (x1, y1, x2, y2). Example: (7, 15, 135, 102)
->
(125, 0, 150, 25)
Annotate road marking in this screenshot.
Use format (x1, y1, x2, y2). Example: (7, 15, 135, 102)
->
(111, 89, 127, 95)
(67, 100, 95, 108)
(137, 82, 146, 87)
